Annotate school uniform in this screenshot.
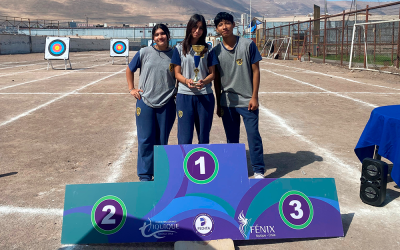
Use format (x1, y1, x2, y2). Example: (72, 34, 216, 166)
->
(129, 46, 177, 181)
(171, 44, 218, 144)
(214, 37, 265, 174)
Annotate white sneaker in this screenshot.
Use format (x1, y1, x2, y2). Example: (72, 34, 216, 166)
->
(254, 173, 264, 179)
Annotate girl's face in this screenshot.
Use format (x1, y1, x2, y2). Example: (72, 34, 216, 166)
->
(191, 21, 204, 39)
(153, 28, 168, 47)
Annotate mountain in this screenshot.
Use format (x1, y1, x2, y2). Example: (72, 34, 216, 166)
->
(0, 0, 396, 25)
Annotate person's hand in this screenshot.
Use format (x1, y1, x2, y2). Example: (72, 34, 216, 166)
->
(248, 97, 259, 111)
(216, 105, 222, 117)
(186, 78, 196, 88)
(196, 79, 206, 90)
(130, 88, 143, 100)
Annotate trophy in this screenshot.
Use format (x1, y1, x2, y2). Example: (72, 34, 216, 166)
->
(192, 45, 205, 84)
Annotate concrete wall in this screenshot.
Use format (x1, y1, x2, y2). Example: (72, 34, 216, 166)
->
(0, 35, 31, 54)
(0, 34, 141, 55)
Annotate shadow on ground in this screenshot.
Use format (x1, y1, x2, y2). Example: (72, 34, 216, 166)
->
(341, 213, 355, 236)
(0, 172, 18, 178)
(246, 150, 323, 178)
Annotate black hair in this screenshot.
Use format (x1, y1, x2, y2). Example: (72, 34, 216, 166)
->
(214, 12, 234, 27)
(152, 23, 170, 44)
(182, 14, 208, 56)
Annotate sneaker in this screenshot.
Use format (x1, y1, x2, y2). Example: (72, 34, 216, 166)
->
(254, 173, 264, 179)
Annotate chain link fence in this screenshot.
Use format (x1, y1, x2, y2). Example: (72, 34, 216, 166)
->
(255, 3, 400, 72)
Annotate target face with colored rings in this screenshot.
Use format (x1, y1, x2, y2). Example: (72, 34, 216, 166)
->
(113, 42, 127, 54)
(49, 40, 66, 56)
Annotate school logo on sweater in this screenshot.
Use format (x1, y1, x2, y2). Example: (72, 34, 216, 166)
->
(136, 107, 141, 116)
(236, 59, 243, 65)
(169, 63, 174, 72)
(178, 111, 183, 118)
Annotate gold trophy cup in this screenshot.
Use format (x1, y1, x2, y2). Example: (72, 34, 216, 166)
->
(192, 45, 205, 84)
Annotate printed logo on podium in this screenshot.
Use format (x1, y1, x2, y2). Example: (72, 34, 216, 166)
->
(193, 213, 214, 236)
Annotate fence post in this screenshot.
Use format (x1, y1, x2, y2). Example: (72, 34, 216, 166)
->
(288, 22, 293, 60)
(323, 17, 327, 63)
(309, 19, 312, 60)
(341, 10, 345, 66)
(264, 20, 266, 44)
(392, 22, 395, 64)
(298, 21, 300, 59)
(374, 24, 376, 63)
(397, 9, 400, 68)
(364, 5, 369, 68)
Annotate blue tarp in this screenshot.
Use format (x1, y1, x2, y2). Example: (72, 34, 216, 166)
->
(247, 20, 263, 32)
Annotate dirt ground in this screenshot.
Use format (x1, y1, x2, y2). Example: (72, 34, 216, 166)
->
(0, 51, 400, 250)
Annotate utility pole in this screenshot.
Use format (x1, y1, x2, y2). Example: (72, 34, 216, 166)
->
(250, 0, 252, 38)
(86, 16, 89, 27)
(355, 0, 357, 24)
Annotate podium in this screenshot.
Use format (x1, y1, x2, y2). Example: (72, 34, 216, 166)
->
(62, 144, 343, 244)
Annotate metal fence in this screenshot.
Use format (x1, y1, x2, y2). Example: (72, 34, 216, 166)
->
(256, 2, 400, 70)
(0, 16, 72, 34)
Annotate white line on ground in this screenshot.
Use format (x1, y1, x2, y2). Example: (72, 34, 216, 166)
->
(74, 71, 127, 74)
(0, 54, 108, 77)
(261, 68, 378, 108)
(0, 59, 124, 91)
(0, 60, 42, 66)
(0, 92, 126, 95)
(259, 92, 400, 95)
(259, 105, 400, 214)
(0, 69, 125, 128)
(107, 130, 137, 183)
(1, 91, 400, 96)
(0, 53, 107, 71)
(0, 62, 47, 70)
(0, 72, 71, 91)
(259, 104, 361, 180)
(262, 61, 400, 91)
(0, 205, 62, 216)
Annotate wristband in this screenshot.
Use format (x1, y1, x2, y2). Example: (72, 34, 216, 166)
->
(129, 88, 134, 93)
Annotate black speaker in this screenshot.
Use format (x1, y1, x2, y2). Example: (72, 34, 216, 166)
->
(360, 158, 388, 206)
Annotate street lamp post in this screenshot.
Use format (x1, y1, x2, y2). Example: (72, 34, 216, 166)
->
(250, 0, 252, 38)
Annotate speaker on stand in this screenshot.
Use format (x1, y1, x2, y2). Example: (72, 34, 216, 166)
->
(360, 146, 389, 206)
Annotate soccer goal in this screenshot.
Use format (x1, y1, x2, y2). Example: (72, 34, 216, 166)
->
(349, 19, 400, 73)
(262, 37, 292, 60)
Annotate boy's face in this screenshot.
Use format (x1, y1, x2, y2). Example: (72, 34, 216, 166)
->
(216, 19, 235, 38)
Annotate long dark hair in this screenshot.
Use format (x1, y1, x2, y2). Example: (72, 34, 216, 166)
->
(152, 23, 170, 46)
(182, 14, 208, 56)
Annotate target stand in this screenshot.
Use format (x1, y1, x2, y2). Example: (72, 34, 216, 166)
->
(45, 37, 72, 70)
(110, 39, 129, 65)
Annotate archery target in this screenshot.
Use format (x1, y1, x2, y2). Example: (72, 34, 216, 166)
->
(110, 39, 129, 57)
(45, 37, 70, 60)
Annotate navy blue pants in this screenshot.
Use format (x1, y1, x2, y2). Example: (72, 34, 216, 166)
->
(176, 93, 215, 144)
(136, 98, 176, 181)
(221, 107, 265, 174)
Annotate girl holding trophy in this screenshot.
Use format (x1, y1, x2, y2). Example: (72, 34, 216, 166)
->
(171, 14, 219, 144)
(126, 24, 176, 181)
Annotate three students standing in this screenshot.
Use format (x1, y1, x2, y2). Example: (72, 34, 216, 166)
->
(126, 12, 265, 181)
